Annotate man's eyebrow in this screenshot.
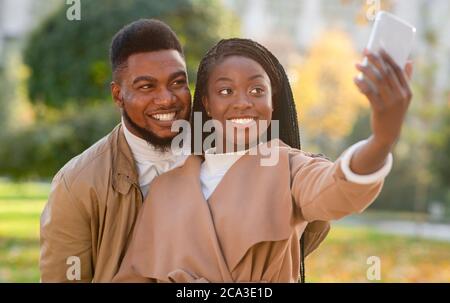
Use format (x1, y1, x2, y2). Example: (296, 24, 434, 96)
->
(132, 75, 157, 85)
(168, 70, 187, 82)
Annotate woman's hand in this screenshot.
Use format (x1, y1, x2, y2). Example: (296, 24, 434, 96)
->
(349, 49, 413, 175)
(355, 49, 413, 148)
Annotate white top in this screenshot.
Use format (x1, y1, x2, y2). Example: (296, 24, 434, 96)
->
(122, 121, 188, 197)
(200, 140, 393, 200)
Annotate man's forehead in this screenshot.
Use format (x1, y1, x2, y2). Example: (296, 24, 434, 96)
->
(127, 49, 186, 70)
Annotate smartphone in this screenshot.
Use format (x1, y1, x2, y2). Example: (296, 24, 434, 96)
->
(358, 11, 416, 82)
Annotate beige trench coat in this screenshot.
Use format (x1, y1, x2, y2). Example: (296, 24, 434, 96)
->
(114, 141, 383, 282)
(40, 126, 329, 282)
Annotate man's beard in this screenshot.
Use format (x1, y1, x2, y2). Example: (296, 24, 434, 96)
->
(122, 108, 174, 153)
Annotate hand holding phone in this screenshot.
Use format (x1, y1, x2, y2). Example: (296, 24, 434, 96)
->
(354, 11, 415, 149)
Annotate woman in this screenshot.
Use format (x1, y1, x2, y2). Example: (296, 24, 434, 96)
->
(114, 38, 413, 283)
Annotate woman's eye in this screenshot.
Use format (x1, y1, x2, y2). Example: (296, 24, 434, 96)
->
(219, 88, 233, 95)
(250, 87, 264, 95)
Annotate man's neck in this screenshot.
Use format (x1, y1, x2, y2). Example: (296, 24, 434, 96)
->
(121, 119, 173, 163)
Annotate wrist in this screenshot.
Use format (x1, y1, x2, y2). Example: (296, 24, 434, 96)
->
(369, 135, 395, 152)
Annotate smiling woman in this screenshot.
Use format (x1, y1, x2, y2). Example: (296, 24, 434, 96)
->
(114, 36, 416, 283)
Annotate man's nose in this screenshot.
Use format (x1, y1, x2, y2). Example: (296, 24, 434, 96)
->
(153, 88, 176, 107)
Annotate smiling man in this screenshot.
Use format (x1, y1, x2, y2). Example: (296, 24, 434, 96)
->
(40, 19, 191, 282)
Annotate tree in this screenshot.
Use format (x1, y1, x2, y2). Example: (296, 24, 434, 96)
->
(24, 0, 239, 108)
(291, 30, 367, 157)
(430, 103, 450, 208)
(0, 0, 239, 179)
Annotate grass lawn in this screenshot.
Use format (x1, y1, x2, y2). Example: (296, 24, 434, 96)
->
(0, 181, 449, 282)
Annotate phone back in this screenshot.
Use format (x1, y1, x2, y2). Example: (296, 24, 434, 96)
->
(367, 11, 416, 68)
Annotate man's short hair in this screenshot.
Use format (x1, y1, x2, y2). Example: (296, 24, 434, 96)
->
(110, 19, 183, 78)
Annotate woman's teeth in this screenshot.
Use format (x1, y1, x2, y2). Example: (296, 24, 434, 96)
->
(229, 118, 255, 124)
(151, 112, 176, 121)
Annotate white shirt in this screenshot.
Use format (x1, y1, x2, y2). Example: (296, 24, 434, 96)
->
(122, 121, 189, 197)
(199, 140, 393, 200)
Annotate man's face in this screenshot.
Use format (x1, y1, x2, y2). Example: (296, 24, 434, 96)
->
(111, 50, 191, 149)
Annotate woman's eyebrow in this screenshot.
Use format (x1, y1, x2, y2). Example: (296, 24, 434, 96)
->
(214, 74, 265, 83)
(248, 74, 265, 81)
(215, 76, 233, 83)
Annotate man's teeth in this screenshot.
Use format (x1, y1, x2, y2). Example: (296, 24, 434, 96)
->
(152, 112, 176, 121)
(229, 118, 255, 124)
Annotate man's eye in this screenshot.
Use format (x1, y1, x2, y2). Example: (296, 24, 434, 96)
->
(140, 84, 154, 90)
(172, 79, 187, 86)
(250, 87, 264, 95)
(219, 88, 233, 95)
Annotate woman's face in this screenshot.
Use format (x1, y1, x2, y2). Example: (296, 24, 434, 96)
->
(203, 55, 273, 152)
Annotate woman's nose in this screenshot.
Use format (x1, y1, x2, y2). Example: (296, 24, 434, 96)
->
(232, 93, 252, 109)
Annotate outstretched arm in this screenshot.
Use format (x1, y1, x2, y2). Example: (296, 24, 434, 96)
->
(291, 50, 413, 222)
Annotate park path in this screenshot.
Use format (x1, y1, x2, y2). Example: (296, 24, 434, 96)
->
(337, 216, 450, 242)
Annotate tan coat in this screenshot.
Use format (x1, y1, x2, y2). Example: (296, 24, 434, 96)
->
(40, 126, 328, 282)
(40, 124, 143, 282)
(114, 141, 383, 282)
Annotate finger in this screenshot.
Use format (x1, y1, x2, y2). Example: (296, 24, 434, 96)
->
(381, 50, 413, 104)
(354, 77, 384, 110)
(364, 51, 397, 98)
(380, 49, 410, 88)
(366, 51, 389, 79)
(405, 61, 414, 80)
(356, 61, 392, 102)
(377, 57, 405, 99)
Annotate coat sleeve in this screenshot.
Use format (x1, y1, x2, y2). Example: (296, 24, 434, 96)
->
(40, 173, 93, 282)
(290, 147, 385, 222)
(302, 220, 331, 257)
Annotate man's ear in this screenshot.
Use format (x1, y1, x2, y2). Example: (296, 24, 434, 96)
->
(111, 81, 124, 108)
(202, 96, 211, 117)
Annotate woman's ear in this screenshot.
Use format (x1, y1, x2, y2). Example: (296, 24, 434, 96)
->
(202, 96, 211, 117)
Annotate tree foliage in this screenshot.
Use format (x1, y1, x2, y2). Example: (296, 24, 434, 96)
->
(0, 0, 239, 179)
(24, 0, 239, 108)
(291, 30, 367, 156)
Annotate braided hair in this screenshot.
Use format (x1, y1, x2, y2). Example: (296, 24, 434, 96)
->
(191, 38, 306, 282)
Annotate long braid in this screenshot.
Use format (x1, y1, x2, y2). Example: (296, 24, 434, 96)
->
(191, 38, 306, 282)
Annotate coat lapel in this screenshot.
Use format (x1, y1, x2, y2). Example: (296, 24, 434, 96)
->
(207, 145, 295, 272)
(133, 155, 234, 282)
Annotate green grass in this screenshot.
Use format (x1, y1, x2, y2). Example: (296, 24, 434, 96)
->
(0, 205, 44, 281)
(0, 180, 50, 200)
(0, 180, 449, 282)
(307, 226, 450, 282)
(0, 181, 49, 282)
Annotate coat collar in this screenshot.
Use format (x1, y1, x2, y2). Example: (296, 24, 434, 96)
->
(148, 141, 296, 274)
(110, 123, 139, 195)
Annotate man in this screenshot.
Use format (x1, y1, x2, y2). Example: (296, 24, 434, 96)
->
(40, 18, 329, 283)
(40, 19, 191, 282)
